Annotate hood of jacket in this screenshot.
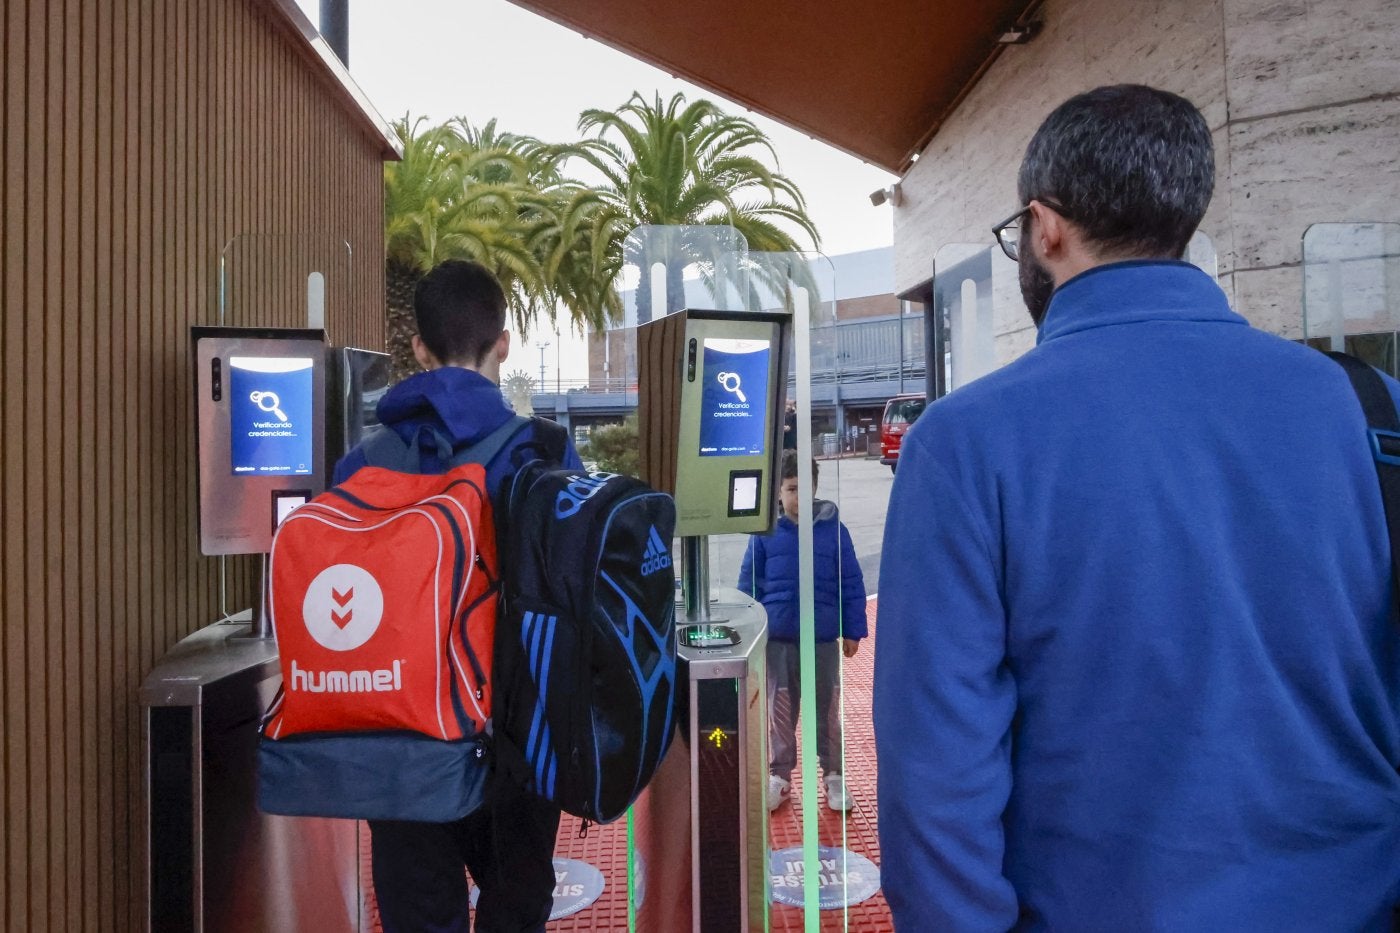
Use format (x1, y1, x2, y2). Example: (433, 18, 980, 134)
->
(775, 498, 840, 529)
(376, 366, 515, 446)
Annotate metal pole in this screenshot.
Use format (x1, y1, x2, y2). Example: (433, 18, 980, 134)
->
(680, 536, 710, 623)
(319, 0, 349, 66)
(898, 300, 906, 395)
(927, 295, 944, 401)
(250, 553, 273, 639)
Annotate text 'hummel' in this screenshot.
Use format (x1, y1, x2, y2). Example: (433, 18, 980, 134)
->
(290, 658, 403, 693)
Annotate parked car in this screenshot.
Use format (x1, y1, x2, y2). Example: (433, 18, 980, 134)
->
(880, 394, 927, 473)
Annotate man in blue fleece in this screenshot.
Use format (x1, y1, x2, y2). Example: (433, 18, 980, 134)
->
(874, 85, 1400, 930)
(336, 260, 583, 933)
(739, 450, 867, 813)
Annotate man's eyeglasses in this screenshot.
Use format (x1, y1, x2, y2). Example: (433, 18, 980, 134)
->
(992, 199, 1070, 262)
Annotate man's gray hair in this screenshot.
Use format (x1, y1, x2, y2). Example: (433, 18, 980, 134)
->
(1017, 85, 1214, 259)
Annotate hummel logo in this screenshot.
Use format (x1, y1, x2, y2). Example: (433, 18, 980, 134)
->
(640, 525, 673, 576)
(330, 586, 354, 629)
(302, 564, 384, 651)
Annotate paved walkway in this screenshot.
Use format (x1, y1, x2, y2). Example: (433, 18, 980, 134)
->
(363, 600, 889, 931)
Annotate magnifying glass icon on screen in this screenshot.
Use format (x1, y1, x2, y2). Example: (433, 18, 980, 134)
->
(250, 390, 289, 422)
(717, 372, 747, 403)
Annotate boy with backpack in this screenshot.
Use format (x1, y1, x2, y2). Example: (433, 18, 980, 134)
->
(738, 450, 868, 813)
(334, 260, 581, 933)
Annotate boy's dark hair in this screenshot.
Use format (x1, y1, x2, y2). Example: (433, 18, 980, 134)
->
(1017, 84, 1214, 259)
(413, 260, 507, 366)
(780, 449, 818, 485)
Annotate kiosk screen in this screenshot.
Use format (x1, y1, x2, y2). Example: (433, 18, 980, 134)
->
(699, 338, 770, 457)
(229, 356, 314, 476)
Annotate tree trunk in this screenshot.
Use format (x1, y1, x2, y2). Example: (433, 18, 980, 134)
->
(665, 258, 685, 315)
(385, 260, 421, 385)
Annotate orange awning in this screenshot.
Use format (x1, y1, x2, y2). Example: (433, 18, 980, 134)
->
(508, 0, 1041, 173)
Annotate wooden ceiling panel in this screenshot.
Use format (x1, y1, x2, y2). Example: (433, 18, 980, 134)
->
(508, 0, 1039, 173)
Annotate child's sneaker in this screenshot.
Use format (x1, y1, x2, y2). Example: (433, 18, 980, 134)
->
(768, 775, 791, 812)
(824, 773, 853, 812)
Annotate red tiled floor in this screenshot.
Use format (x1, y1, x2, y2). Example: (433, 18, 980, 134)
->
(766, 601, 889, 932)
(364, 601, 891, 931)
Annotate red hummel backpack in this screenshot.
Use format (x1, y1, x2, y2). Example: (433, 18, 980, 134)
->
(257, 416, 531, 822)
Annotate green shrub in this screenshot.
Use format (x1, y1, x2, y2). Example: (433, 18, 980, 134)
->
(583, 415, 640, 476)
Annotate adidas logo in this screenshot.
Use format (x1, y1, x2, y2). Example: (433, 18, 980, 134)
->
(554, 471, 619, 519)
(640, 525, 673, 576)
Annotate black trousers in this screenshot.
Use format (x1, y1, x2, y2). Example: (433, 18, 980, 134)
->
(369, 782, 562, 933)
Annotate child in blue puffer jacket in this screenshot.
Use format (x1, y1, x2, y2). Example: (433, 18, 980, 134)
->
(738, 450, 868, 812)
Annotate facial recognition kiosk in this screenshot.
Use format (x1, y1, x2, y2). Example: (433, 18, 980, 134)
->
(141, 327, 377, 932)
(638, 309, 788, 539)
(634, 308, 791, 932)
(193, 326, 328, 557)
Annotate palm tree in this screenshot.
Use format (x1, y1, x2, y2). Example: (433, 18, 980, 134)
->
(440, 118, 621, 336)
(561, 92, 821, 324)
(382, 117, 618, 381)
(383, 117, 541, 380)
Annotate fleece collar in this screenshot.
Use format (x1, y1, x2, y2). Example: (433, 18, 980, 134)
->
(1036, 260, 1245, 346)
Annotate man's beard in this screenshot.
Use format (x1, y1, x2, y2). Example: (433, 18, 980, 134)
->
(1019, 250, 1056, 326)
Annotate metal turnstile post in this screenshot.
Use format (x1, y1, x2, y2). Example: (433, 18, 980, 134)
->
(141, 615, 366, 932)
(633, 584, 768, 932)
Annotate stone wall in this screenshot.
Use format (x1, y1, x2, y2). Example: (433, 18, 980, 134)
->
(893, 0, 1400, 341)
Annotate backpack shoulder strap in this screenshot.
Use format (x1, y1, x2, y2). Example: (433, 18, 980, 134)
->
(528, 417, 569, 465)
(360, 423, 454, 474)
(449, 415, 530, 469)
(358, 425, 417, 473)
(1326, 351, 1400, 600)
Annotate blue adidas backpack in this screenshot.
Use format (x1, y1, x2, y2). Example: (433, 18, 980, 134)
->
(491, 459, 678, 823)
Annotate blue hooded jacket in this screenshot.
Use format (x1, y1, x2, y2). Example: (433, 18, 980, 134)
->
(737, 500, 868, 644)
(874, 261, 1400, 931)
(333, 366, 582, 490)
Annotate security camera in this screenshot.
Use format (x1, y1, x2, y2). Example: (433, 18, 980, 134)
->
(996, 22, 1043, 44)
(869, 184, 903, 208)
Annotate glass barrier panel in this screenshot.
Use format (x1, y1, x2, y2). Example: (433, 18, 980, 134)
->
(616, 224, 861, 931)
(217, 233, 352, 335)
(1302, 223, 1400, 374)
(1185, 230, 1218, 281)
(747, 251, 855, 931)
(212, 234, 353, 622)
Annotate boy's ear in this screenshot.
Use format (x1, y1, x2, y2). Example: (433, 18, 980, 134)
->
(412, 335, 439, 371)
(494, 329, 510, 364)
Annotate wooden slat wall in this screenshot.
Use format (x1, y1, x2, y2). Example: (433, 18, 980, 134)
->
(0, 0, 387, 928)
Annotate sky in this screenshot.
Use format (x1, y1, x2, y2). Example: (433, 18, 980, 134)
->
(303, 0, 898, 382)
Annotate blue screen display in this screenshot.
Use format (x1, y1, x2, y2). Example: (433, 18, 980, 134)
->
(699, 338, 770, 457)
(229, 356, 314, 476)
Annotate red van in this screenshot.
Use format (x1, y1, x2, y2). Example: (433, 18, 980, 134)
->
(879, 394, 927, 473)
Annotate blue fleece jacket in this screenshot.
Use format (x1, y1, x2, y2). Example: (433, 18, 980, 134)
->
(874, 261, 1400, 931)
(332, 366, 582, 491)
(737, 500, 868, 644)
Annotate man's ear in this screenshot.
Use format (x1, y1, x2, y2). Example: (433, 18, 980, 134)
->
(1027, 200, 1068, 261)
(412, 334, 438, 372)
(494, 329, 510, 365)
